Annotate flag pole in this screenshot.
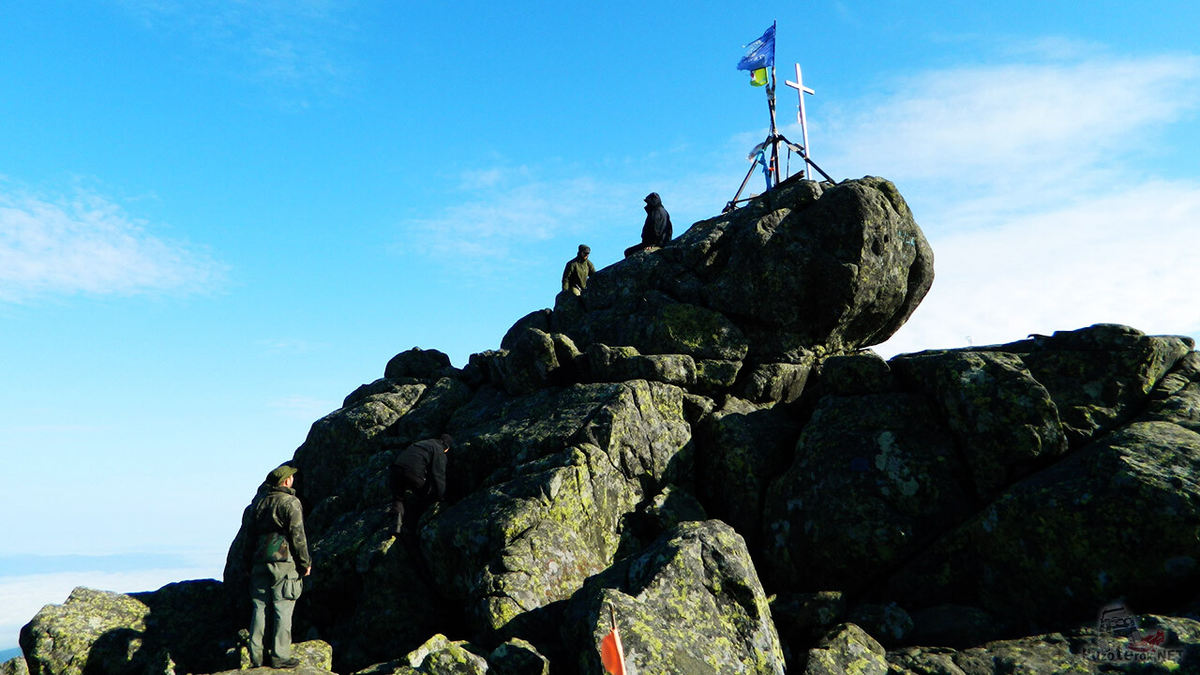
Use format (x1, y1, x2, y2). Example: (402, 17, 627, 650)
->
(767, 65, 780, 188)
(766, 20, 780, 188)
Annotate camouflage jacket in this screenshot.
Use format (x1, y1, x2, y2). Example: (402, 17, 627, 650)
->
(242, 484, 311, 572)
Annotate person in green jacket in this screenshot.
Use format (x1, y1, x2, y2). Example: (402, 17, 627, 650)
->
(562, 244, 595, 295)
(241, 464, 312, 669)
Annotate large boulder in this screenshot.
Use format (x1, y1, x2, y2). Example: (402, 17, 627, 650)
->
(292, 381, 429, 509)
(20, 582, 243, 675)
(736, 360, 815, 403)
(424, 380, 693, 640)
(577, 343, 698, 388)
(884, 340, 1200, 628)
(552, 177, 934, 362)
(564, 520, 786, 675)
(490, 329, 580, 395)
(763, 324, 1194, 604)
(20, 588, 160, 675)
(762, 392, 972, 593)
(446, 380, 691, 497)
(886, 416, 1200, 628)
(976, 324, 1192, 446)
(289, 378, 695, 668)
(384, 348, 454, 380)
(131, 579, 241, 674)
(297, 509, 451, 672)
(890, 350, 1069, 499)
(694, 397, 800, 551)
(289, 374, 470, 537)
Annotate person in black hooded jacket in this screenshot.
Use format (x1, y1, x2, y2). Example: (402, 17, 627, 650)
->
(387, 434, 451, 537)
(624, 192, 673, 257)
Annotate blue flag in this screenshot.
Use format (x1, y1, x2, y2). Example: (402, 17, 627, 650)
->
(737, 23, 775, 72)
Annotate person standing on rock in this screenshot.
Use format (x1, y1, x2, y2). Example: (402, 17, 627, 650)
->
(624, 192, 673, 258)
(561, 244, 595, 296)
(241, 464, 311, 669)
(388, 434, 451, 538)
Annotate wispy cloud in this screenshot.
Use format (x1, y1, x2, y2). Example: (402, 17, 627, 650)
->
(879, 179, 1200, 355)
(397, 171, 624, 262)
(821, 52, 1200, 231)
(0, 188, 226, 303)
(116, 0, 356, 104)
(813, 48, 1200, 355)
(395, 152, 743, 269)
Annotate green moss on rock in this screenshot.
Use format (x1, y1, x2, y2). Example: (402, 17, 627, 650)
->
(565, 521, 786, 675)
(20, 588, 152, 675)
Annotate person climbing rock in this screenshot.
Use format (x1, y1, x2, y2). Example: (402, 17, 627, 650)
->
(624, 192, 673, 258)
(388, 434, 451, 538)
(561, 244, 596, 295)
(239, 464, 311, 669)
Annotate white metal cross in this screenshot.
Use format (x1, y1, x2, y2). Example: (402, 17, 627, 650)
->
(784, 63, 815, 176)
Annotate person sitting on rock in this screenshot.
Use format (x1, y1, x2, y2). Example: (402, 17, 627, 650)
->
(561, 244, 596, 296)
(624, 192, 673, 258)
(388, 434, 451, 538)
(240, 464, 311, 669)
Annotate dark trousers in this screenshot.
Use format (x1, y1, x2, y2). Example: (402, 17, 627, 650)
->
(388, 465, 430, 535)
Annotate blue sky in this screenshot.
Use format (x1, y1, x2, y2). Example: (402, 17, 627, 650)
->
(3, 1, 1200, 653)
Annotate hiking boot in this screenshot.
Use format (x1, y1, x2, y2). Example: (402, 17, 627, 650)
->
(273, 657, 301, 669)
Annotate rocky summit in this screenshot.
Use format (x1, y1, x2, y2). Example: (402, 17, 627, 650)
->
(13, 176, 1200, 675)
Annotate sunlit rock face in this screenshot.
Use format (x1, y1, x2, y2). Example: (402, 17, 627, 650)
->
(20, 176, 1200, 675)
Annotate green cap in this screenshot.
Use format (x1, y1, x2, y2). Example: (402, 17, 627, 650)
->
(267, 464, 299, 485)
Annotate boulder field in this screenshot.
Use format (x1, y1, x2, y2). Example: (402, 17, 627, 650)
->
(14, 176, 1200, 674)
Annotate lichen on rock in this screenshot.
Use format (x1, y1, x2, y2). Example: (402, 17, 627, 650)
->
(565, 520, 786, 675)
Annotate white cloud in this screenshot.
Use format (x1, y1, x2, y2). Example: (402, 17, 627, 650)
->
(0, 189, 226, 302)
(398, 173, 624, 261)
(820, 53, 1200, 235)
(877, 179, 1200, 356)
(826, 55, 1200, 183)
(397, 149, 747, 268)
(821, 49, 1200, 356)
(0, 568, 219, 651)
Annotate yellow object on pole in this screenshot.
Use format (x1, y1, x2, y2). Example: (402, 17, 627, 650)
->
(750, 67, 768, 86)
